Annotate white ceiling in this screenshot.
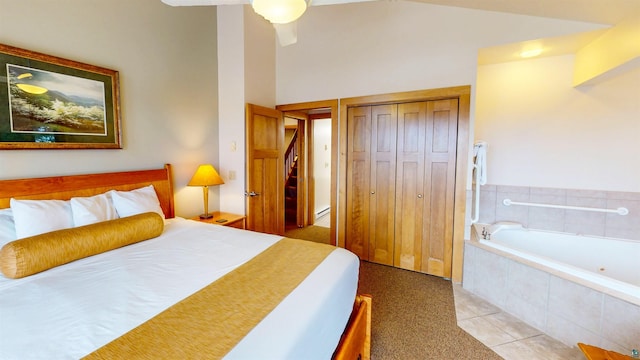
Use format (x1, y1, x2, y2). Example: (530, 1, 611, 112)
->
(405, 0, 640, 64)
(184, 0, 638, 63)
(476, 29, 609, 65)
(408, 0, 640, 25)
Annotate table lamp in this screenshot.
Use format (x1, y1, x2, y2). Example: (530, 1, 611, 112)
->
(188, 164, 224, 219)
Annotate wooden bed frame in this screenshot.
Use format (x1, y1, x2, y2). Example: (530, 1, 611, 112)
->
(0, 164, 371, 359)
(334, 294, 372, 360)
(0, 164, 174, 217)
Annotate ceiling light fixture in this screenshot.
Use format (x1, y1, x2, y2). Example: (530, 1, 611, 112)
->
(520, 48, 543, 58)
(252, 0, 307, 24)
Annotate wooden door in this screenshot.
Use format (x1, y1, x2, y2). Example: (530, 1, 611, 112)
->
(421, 99, 458, 278)
(345, 106, 371, 259)
(246, 103, 284, 235)
(345, 99, 459, 276)
(394, 102, 427, 271)
(368, 105, 397, 265)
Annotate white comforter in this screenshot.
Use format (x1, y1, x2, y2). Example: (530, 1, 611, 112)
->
(0, 218, 359, 360)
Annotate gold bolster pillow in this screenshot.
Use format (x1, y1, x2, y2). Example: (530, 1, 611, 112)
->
(0, 212, 164, 279)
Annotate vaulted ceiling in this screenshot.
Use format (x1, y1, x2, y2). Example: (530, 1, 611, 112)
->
(408, 0, 640, 65)
(408, 0, 640, 25)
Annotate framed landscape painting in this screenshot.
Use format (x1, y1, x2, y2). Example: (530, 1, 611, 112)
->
(0, 44, 121, 149)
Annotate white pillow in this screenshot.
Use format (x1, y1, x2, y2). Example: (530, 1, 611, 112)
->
(0, 208, 17, 247)
(70, 192, 119, 227)
(10, 199, 74, 239)
(110, 185, 165, 219)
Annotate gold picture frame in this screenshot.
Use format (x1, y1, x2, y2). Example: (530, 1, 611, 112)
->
(0, 43, 121, 149)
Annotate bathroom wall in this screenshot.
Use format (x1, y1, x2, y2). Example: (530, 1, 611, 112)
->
(469, 50, 640, 240)
(474, 185, 640, 241)
(475, 55, 640, 194)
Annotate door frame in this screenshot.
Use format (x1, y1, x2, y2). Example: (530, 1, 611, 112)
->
(277, 100, 339, 246)
(284, 112, 308, 228)
(338, 86, 471, 283)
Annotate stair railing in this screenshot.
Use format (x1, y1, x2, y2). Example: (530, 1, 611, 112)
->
(284, 129, 298, 182)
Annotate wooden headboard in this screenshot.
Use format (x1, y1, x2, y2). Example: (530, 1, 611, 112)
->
(0, 164, 175, 218)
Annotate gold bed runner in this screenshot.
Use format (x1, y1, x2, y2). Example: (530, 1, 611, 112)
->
(84, 238, 336, 359)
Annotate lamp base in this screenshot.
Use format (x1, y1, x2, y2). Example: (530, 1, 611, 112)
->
(199, 213, 213, 219)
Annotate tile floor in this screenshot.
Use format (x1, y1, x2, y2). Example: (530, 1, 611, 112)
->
(453, 284, 586, 360)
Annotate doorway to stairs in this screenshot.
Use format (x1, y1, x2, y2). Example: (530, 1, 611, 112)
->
(284, 115, 332, 230)
(284, 117, 301, 230)
(278, 100, 338, 245)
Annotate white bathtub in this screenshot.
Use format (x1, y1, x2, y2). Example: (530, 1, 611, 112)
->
(473, 223, 640, 306)
(463, 223, 640, 353)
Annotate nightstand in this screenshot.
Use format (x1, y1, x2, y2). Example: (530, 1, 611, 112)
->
(191, 211, 246, 230)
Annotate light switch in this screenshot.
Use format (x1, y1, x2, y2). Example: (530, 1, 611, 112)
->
(229, 170, 236, 180)
(231, 141, 237, 152)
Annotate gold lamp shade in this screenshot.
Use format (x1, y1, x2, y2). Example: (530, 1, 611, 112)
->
(188, 164, 224, 219)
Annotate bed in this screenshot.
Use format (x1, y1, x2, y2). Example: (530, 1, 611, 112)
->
(0, 164, 371, 360)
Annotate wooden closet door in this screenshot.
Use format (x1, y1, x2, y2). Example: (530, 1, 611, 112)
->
(394, 102, 427, 271)
(345, 106, 371, 259)
(368, 104, 397, 265)
(422, 99, 459, 278)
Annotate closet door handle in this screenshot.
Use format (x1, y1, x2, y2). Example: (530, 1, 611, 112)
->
(371, 191, 376, 195)
(417, 194, 423, 198)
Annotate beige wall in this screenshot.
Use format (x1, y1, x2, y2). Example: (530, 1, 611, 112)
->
(244, 6, 277, 108)
(217, 5, 247, 215)
(476, 55, 640, 192)
(4, 1, 635, 220)
(0, 0, 218, 217)
(313, 118, 331, 215)
(274, 1, 638, 195)
(217, 5, 276, 215)
(275, 1, 603, 103)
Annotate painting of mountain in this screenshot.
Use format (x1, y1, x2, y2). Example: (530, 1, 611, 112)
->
(7, 64, 107, 136)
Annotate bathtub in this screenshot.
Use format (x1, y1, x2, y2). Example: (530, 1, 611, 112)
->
(463, 223, 640, 353)
(475, 223, 640, 305)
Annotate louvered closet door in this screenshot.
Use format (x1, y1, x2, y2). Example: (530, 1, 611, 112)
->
(421, 99, 458, 278)
(368, 105, 397, 265)
(345, 106, 371, 260)
(394, 102, 427, 271)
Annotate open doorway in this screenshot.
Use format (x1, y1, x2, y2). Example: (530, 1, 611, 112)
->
(309, 115, 331, 229)
(282, 111, 332, 244)
(277, 101, 338, 245)
(284, 116, 303, 231)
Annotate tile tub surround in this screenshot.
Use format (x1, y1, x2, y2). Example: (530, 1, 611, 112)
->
(471, 185, 640, 241)
(462, 240, 640, 355)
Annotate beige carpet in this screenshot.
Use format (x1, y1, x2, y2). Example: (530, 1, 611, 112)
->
(284, 225, 331, 245)
(287, 226, 501, 359)
(358, 261, 503, 360)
